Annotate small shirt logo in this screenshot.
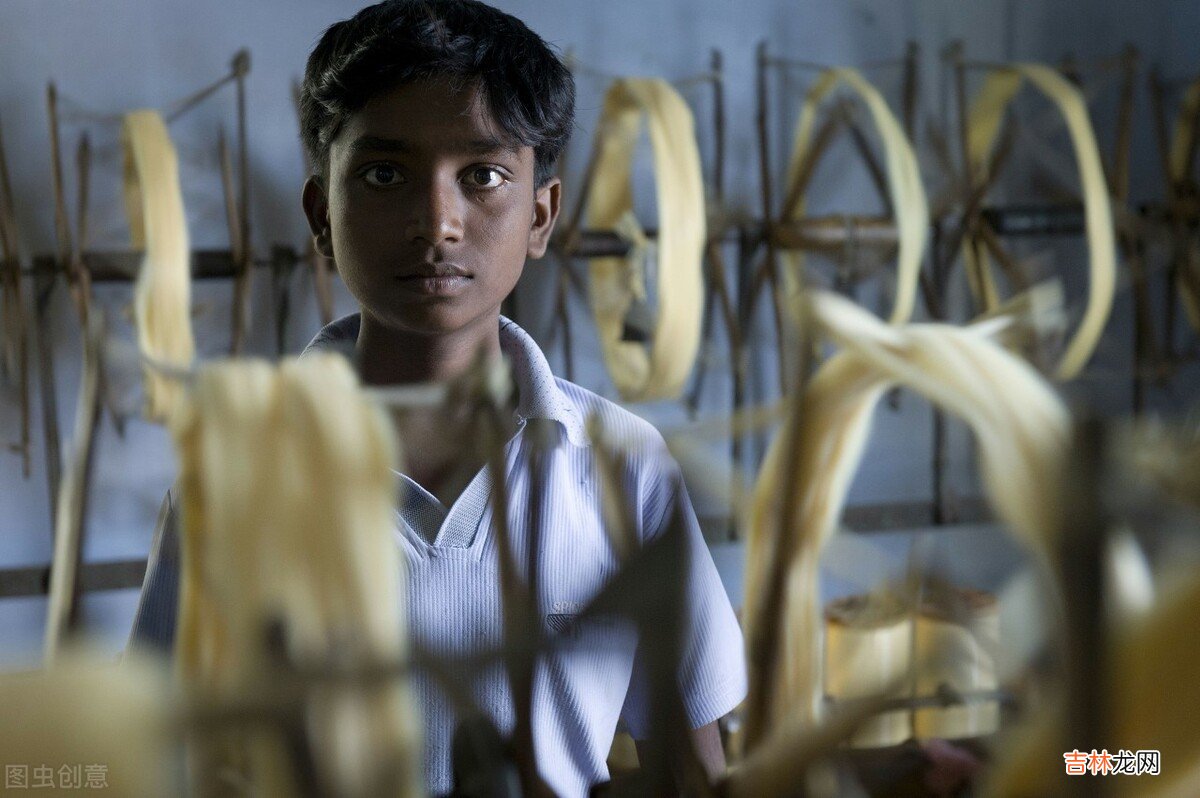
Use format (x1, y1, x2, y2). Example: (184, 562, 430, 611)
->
(547, 601, 582, 638)
(546, 613, 579, 638)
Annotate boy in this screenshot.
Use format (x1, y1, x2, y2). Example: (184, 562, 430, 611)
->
(129, 1, 746, 795)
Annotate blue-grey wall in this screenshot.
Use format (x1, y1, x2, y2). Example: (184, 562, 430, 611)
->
(0, 0, 1195, 666)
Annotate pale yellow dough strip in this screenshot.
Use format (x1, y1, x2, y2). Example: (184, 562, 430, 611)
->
(779, 68, 929, 326)
(742, 291, 1068, 744)
(0, 651, 174, 797)
(171, 354, 422, 797)
(986, 567, 1200, 798)
(585, 78, 706, 402)
(122, 110, 195, 421)
(963, 65, 1116, 380)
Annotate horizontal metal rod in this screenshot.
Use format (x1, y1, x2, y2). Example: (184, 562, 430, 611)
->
(770, 215, 898, 250)
(980, 203, 1085, 236)
(14, 203, 1097, 286)
(0, 558, 145, 598)
(554, 226, 741, 259)
(769, 206, 1089, 251)
(27, 246, 303, 282)
(554, 204, 1097, 261)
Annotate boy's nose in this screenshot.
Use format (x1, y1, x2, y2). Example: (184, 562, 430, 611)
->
(404, 178, 465, 246)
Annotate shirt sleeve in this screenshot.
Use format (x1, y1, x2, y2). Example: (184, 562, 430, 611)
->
(619, 447, 747, 739)
(125, 488, 181, 656)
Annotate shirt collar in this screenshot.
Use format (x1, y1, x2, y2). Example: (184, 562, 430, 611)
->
(302, 313, 588, 447)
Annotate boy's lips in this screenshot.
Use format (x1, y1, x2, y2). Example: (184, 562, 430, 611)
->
(395, 263, 472, 296)
(397, 262, 472, 279)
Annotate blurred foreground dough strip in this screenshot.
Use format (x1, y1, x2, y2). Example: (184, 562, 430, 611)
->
(121, 110, 195, 421)
(171, 354, 421, 797)
(987, 568, 1200, 798)
(743, 291, 1068, 747)
(0, 652, 174, 797)
(964, 64, 1116, 380)
(585, 77, 706, 402)
(779, 68, 928, 325)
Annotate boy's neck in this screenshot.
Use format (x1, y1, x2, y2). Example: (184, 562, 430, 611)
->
(355, 310, 503, 386)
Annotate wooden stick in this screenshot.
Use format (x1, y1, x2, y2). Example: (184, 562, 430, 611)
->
(35, 82, 76, 523)
(560, 137, 601, 255)
(778, 108, 845, 224)
(1149, 70, 1185, 360)
(1110, 46, 1138, 202)
(1129, 235, 1153, 414)
(74, 133, 91, 268)
(47, 83, 90, 326)
(165, 71, 238, 125)
(33, 265, 63, 532)
(43, 317, 105, 660)
(844, 108, 894, 217)
(1148, 69, 1175, 191)
(232, 52, 252, 355)
(902, 41, 920, 140)
(732, 226, 760, 540)
(1109, 55, 1158, 409)
(755, 41, 790, 392)
(686, 257, 720, 420)
(952, 43, 972, 207)
(71, 132, 94, 328)
(46, 84, 74, 271)
(270, 245, 296, 356)
(0, 121, 31, 476)
(218, 126, 247, 354)
(711, 49, 726, 208)
(977, 219, 1032, 293)
(687, 237, 743, 421)
(708, 238, 746, 542)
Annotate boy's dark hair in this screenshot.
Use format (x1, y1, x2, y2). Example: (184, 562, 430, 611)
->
(300, 0, 575, 187)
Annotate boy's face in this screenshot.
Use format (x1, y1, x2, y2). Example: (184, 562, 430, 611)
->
(303, 78, 560, 336)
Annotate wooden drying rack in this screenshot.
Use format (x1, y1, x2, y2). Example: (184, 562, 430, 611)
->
(2, 43, 1197, 601)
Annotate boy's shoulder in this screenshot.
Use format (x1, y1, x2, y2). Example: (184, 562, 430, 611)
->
(551, 377, 673, 465)
(300, 313, 359, 360)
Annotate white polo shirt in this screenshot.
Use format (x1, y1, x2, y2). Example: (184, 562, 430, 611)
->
(129, 315, 746, 797)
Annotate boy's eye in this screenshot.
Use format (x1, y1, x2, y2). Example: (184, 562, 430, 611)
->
(363, 164, 401, 186)
(465, 167, 506, 189)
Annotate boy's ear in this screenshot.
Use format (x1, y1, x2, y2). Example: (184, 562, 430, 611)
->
(302, 175, 335, 259)
(527, 176, 561, 260)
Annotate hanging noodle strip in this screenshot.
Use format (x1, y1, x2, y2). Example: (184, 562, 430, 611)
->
(122, 110, 195, 421)
(171, 354, 422, 797)
(742, 291, 1069, 747)
(779, 68, 928, 325)
(585, 77, 707, 402)
(963, 65, 1116, 380)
